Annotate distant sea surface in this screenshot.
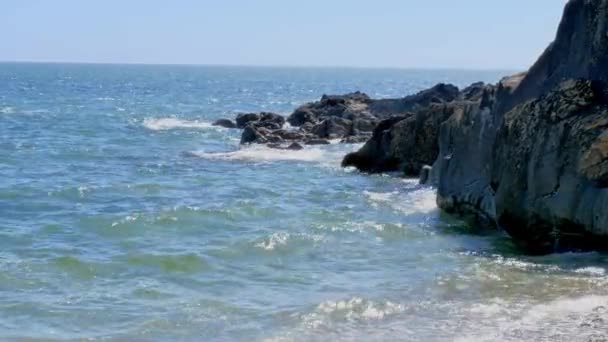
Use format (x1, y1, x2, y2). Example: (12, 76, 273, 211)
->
(1, 63, 607, 341)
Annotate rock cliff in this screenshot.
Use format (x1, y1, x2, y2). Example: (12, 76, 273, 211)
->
(341, 0, 608, 253)
(434, 0, 608, 253)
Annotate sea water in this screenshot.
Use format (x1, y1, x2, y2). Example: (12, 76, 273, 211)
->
(1, 63, 607, 341)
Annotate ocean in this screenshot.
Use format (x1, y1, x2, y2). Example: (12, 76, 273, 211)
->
(1, 63, 607, 341)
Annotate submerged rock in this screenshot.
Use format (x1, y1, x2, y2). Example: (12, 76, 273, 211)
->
(212, 118, 237, 129)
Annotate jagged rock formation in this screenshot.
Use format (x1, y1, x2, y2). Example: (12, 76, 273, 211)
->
(231, 85, 462, 150)
(433, 0, 608, 253)
(491, 80, 608, 252)
(339, 0, 608, 253)
(342, 83, 485, 175)
(433, 75, 522, 228)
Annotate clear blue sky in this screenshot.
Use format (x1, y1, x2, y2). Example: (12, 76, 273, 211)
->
(1, 0, 566, 69)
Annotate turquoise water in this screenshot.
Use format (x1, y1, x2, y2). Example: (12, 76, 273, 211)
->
(1, 63, 608, 341)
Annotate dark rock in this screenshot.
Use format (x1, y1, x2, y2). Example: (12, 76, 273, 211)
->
(288, 107, 317, 127)
(352, 119, 378, 135)
(212, 118, 237, 129)
(273, 129, 308, 141)
(254, 121, 283, 130)
(342, 115, 410, 172)
(299, 122, 315, 132)
(235, 113, 260, 129)
(287, 142, 304, 150)
(340, 135, 371, 144)
(434, 75, 519, 229)
(341, 87, 481, 176)
(287, 92, 372, 127)
(241, 124, 270, 144)
(504, 0, 608, 113)
(311, 117, 353, 139)
(369, 83, 460, 115)
(432, 0, 608, 253)
(419, 165, 433, 185)
(320, 91, 371, 105)
(460, 82, 486, 101)
(491, 79, 608, 253)
(259, 112, 286, 127)
(305, 139, 331, 145)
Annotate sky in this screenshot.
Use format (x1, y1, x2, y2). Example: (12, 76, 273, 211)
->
(0, 0, 567, 70)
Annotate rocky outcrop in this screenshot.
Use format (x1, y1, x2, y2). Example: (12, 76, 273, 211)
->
(287, 92, 374, 126)
(491, 80, 608, 252)
(341, 0, 608, 253)
(433, 76, 519, 228)
(342, 84, 486, 175)
(342, 115, 411, 172)
(432, 0, 608, 253)
(503, 0, 608, 112)
(234, 85, 462, 149)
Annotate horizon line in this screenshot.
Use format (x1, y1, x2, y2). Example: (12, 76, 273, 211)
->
(0, 59, 521, 73)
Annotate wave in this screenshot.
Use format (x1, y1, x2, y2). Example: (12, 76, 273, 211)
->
(457, 295, 608, 341)
(142, 117, 214, 131)
(254, 231, 324, 251)
(192, 145, 334, 163)
(363, 183, 437, 215)
(294, 297, 405, 330)
(255, 232, 291, 250)
(0, 106, 15, 114)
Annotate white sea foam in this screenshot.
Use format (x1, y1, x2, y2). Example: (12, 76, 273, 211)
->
(255, 232, 324, 251)
(0, 106, 15, 114)
(193, 145, 329, 163)
(255, 232, 290, 250)
(363, 191, 396, 204)
(297, 297, 405, 329)
(142, 117, 214, 131)
(363, 187, 437, 215)
(457, 295, 608, 341)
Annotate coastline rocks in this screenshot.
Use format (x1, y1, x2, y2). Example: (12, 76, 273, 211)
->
(342, 115, 410, 172)
(287, 92, 372, 127)
(432, 0, 608, 253)
(212, 118, 236, 128)
(491, 79, 608, 253)
(235, 113, 261, 128)
(434, 75, 525, 229)
(241, 125, 271, 144)
(236, 83, 465, 148)
(311, 117, 353, 139)
(341, 83, 482, 175)
(504, 0, 608, 112)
